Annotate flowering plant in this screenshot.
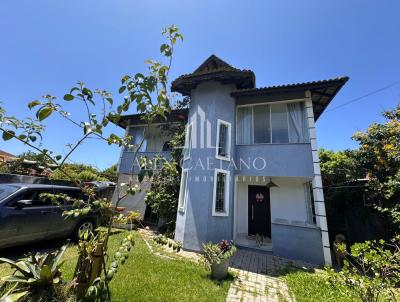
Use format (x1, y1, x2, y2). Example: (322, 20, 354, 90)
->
(202, 239, 237, 266)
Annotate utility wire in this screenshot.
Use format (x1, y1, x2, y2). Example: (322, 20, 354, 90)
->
(325, 80, 400, 113)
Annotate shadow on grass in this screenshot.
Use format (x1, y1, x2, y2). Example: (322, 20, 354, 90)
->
(0, 237, 69, 260)
(273, 264, 317, 277)
(202, 271, 236, 286)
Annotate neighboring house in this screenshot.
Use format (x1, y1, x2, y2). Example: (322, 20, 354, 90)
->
(115, 55, 348, 265)
(171, 55, 348, 265)
(0, 150, 16, 163)
(114, 109, 188, 219)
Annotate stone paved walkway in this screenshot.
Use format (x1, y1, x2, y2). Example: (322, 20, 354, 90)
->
(226, 250, 316, 302)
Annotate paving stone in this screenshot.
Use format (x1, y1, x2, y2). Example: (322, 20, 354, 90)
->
(225, 249, 310, 302)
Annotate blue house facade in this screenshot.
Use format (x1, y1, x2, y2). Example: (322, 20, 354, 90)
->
(171, 55, 348, 265)
(115, 55, 348, 265)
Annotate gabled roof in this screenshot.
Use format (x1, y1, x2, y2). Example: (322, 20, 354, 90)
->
(231, 76, 349, 121)
(171, 55, 255, 95)
(116, 108, 188, 129)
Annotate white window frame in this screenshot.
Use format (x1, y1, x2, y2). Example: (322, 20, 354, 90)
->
(183, 123, 192, 160)
(212, 168, 230, 217)
(178, 169, 189, 213)
(236, 98, 306, 145)
(215, 119, 232, 161)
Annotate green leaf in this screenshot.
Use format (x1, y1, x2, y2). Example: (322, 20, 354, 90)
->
(118, 86, 126, 94)
(0, 290, 29, 302)
(28, 100, 41, 109)
(138, 170, 145, 182)
(2, 130, 15, 141)
(63, 94, 74, 101)
(55, 155, 62, 161)
(39, 265, 52, 281)
(37, 107, 53, 121)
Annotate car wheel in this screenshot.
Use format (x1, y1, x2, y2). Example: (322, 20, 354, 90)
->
(75, 220, 95, 240)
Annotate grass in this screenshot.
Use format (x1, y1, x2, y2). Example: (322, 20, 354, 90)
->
(282, 267, 358, 302)
(0, 230, 233, 302)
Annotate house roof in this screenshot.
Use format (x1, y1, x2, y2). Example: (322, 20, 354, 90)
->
(116, 108, 188, 129)
(171, 55, 255, 95)
(0, 150, 16, 158)
(231, 76, 349, 121)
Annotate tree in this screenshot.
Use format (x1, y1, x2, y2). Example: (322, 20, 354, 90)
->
(0, 151, 55, 175)
(100, 164, 118, 183)
(352, 105, 400, 211)
(325, 106, 400, 301)
(0, 25, 183, 301)
(144, 97, 188, 236)
(145, 129, 185, 236)
(319, 148, 360, 186)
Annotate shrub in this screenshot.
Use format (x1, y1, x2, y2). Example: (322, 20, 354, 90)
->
(202, 240, 236, 266)
(326, 238, 400, 302)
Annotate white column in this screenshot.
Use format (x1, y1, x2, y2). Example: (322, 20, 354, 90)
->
(305, 90, 332, 266)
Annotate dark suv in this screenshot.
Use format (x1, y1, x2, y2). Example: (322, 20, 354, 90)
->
(0, 183, 100, 249)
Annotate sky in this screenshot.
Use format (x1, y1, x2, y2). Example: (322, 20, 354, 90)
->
(0, 0, 399, 170)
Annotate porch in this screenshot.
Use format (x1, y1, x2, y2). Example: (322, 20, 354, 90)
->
(233, 175, 325, 264)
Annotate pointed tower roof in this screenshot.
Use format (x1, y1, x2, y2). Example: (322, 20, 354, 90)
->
(171, 55, 255, 95)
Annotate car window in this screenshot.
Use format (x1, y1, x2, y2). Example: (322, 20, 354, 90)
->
(54, 189, 84, 204)
(6, 189, 54, 208)
(0, 185, 20, 202)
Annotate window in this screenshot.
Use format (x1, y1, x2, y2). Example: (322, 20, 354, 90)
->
(126, 126, 147, 152)
(212, 169, 230, 216)
(183, 124, 192, 159)
(216, 120, 231, 160)
(253, 105, 270, 143)
(178, 170, 188, 212)
(7, 189, 54, 208)
(236, 101, 309, 145)
(271, 104, 289, 143)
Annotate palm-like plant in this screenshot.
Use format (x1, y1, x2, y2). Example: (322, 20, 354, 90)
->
(0, 244, 68, 302)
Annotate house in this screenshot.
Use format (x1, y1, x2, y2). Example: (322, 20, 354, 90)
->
(114, 109, 188, 219)
(171, 55, 348, 265)
(115, 55, 348, 265)
(0, 150, 16, 163)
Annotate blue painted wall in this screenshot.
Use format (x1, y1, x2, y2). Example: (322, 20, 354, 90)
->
(234, 144, 314, 177)
(175, 81, 236, 250)
(271, 222, 325, 265)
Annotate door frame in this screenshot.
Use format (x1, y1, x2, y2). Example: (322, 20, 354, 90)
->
(247, 185, 271, 238)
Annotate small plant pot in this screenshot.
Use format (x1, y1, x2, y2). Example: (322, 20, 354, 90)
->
(211, 259, 229, 280)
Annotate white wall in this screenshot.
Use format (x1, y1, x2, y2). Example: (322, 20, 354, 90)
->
(235, 176, 311, 236)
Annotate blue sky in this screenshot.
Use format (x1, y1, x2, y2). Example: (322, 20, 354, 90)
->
(1, 0, 399, 170)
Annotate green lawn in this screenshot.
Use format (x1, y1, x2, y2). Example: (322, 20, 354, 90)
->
(283, 267, 358, 302)
(0, 231, 232, 302)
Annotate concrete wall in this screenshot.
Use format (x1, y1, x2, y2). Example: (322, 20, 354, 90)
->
(234, 144, 314, 178)
(111, 173, 151, 216)
(305, 91, 331, 265)
(271, 222, 325, 265)
(235, 177, 311, 236)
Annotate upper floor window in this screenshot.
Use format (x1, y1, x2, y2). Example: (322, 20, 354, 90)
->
(183, 123, 192, 159)
(212, 169, 230, 216)
(125, 125, 171, 153)
(216, 120, 231, 160)
(236, 101, 309, 145)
